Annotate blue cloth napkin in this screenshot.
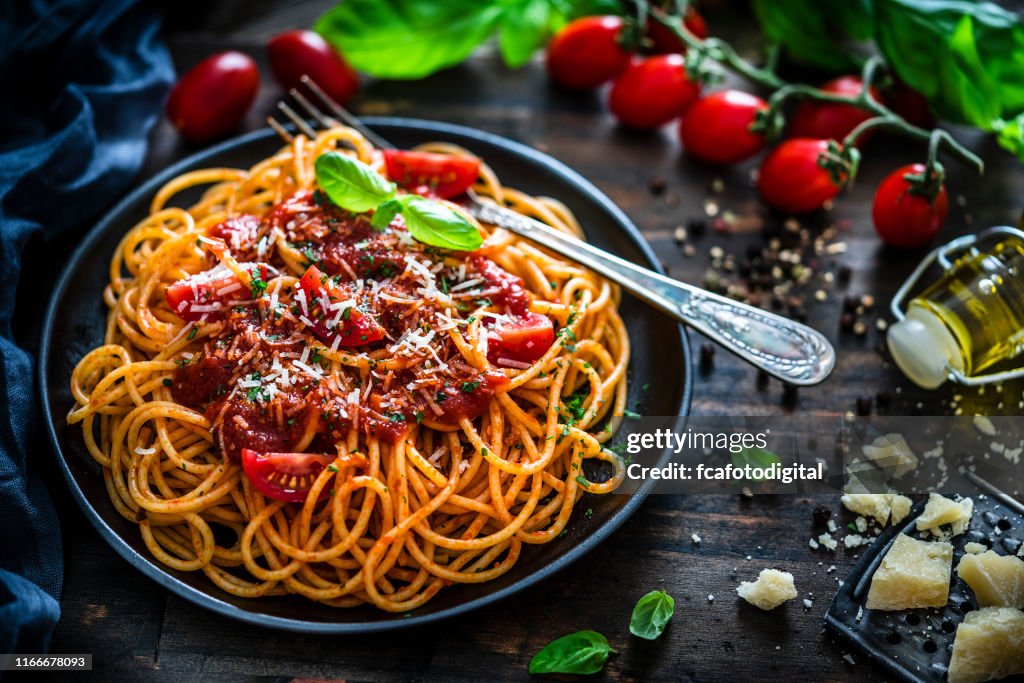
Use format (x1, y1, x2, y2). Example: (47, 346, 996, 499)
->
(0, 0, 173, 653)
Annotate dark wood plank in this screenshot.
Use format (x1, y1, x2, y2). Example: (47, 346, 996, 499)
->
(48, 1, 1024, 680)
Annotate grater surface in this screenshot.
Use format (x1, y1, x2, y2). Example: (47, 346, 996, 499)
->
(826, 495, 1024, 683)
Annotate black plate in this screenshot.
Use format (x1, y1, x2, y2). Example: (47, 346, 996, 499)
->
(39, 118, 692, 633)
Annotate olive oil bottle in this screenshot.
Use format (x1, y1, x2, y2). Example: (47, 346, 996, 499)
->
(888, 236, 1024, 388)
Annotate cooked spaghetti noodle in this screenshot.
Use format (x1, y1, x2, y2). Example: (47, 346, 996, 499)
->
(68, 126, 630, 611)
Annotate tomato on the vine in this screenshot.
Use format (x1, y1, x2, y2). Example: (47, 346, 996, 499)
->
(679, 90, 768, 165)
(546, 16, 631, 90)
(645, 7, 709, 54)
(788, 76, 879, 144)
(166, 51, 259, 143)
(872, 164, 948, 249)
(609, 54, 701, 129)
(758, 138, 843, 213)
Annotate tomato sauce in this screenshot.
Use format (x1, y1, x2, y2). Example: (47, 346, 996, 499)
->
(172, 189, 547, 461)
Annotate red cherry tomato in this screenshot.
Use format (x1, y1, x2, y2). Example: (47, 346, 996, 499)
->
(382, 150, 480, 199)
(609, 55, 701, 129)
(758, 138, 843, 214)
(487, 312, 555, 366)
(884, 80, 935, 130)
(872, 164, 948, 249)
(267, 30, 359, 105)
(241, 449, 335, 503)
(645, 7, 709, 54)
(788, 76, 879, 144)
(546, 16, 631, 90)
(166, 51, 259, 143)
(679, 90, 768, 165)
(166, 263, 268, 322)
(298, 265, 386, 346)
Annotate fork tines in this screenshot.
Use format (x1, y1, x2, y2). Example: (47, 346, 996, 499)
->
(268, 75, 394, 151)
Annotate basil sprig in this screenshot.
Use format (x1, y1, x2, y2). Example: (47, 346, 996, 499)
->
(314, 151, 482, 252)
(528, 630, 615, 676)
(629, 589, 675, 641)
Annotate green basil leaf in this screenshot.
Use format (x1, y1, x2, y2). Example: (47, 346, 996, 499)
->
(629, 589, 675, 641)
(371, 198, 403, 231)
(528, 630, 615, 675)
(875, 0, 1024, 128)
(397, 195, 483, 251)
(314, 152, 396, 213)
(557, 0, 622, 21)
(994, 114, 1024, 161)
(731, 446, 782, 473)
(498, 0, 553, 68)
(753, 0, 871, 72)
(315, 0, 504, 79)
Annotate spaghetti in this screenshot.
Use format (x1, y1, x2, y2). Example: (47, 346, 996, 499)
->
(68, 126, 630, 611)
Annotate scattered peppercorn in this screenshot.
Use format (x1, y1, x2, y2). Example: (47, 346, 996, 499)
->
(649, 176, 667, 195)
(699, 343, 715, 371)
(855, 395, 873, 416)
(813, 505, 833, 527)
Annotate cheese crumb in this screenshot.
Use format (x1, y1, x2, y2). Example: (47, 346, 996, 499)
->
(916, 493, 974, 539)
(737, 568, 798, 610)
(965, 542, 988, 555)
(972, 415, 997, 436)
(691, 533, 702, 545)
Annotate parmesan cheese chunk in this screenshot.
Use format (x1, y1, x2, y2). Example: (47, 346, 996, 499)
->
(957, 551, 1024, 608)
(862, 433, 918, 478)
(841, 493, 914, 526)
(916, 493, 974, 539)
(736, 569, 798, 611)
(865, 534, 953, 610)
(948, 607, 1024, 683)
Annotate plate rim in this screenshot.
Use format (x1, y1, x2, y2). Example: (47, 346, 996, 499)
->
(39, 117, 693, 634)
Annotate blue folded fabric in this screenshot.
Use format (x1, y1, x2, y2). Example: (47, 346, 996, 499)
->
(0, 0, 173, 653)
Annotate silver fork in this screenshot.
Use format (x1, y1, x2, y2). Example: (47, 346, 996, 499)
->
(270, 77, 835, 386)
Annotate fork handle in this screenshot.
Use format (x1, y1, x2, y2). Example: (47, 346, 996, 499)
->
(468, 198, 835, 386)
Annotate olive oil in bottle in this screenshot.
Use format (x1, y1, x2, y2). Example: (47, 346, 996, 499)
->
(888, 236, 1024, 388)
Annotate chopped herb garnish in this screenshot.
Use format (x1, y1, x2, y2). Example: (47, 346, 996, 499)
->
(187, 327, 197, 340)
(162, 378, 173, 387)
(460, 381, 480, 393)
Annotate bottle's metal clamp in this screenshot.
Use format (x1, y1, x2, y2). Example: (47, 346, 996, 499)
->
(890, 225, 1024, 386)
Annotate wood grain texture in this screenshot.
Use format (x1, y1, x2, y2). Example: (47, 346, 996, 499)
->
(46, 1, 1024, 681)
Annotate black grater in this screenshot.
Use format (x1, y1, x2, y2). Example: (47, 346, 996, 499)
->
(825, 481, 1024, 683)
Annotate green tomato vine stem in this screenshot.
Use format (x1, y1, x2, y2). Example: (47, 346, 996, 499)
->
(642, 4, 985, 184)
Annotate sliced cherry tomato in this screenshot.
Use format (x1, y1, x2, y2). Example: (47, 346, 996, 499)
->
(679, 90, 768, 165)
(267, 30, 359, 105)
(487, 312, 555, 366)
(872, 164, 948, 249)
(609, 54, 701, 129)
(298, 265, 385, 346)
(166, 263, 268, 322)
(166, 51, 259, 143)
(788, 76, 880, 144)
(546, 16, 631, 90)
(241, 449, 334, 502)
(206, 214, 266, 262)
(382, 150, 480, 199)
(469, 255, 531, 315)
(758, 139, 843, 214)
(433, 372, 510, 424)
(645, 7, 709, 54)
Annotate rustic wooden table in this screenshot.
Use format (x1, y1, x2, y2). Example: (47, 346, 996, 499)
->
(45, 2, 1024, 681)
